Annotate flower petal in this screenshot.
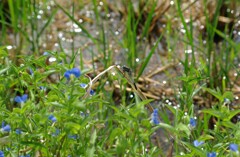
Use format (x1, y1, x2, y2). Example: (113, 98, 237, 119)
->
(14, 96, 23, 103)
(190, 118, 196, 127)
(21, 94, 28, 102)
(64, 70, 71, 80)
(229, 143, 238, 152)
(2, 124, 11, 132)
(71, 68, 81, 78)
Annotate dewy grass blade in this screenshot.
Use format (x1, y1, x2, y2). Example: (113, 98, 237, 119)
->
(137, 33, 164, 80)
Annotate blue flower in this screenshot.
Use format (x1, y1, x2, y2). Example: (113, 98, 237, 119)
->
(1, 122, 11, 132)
(14, 94, 28, 103)
(80, 83, 87, 88)
(52, 129, 60, 137)
(48, 115, 57, 123)
(151, 109, 160, 125)
(229, 143, 238, 152)
(190, 118, 196, 127)
(90, 89, 95, 96)
(193, 140, 204, 147)
(0, 151, 4, 157)
(68, 134, 77, 140)
(16, 129, 22, 135)
(43, 52, 49, 56)
(64, 68, 81, 80)
(39, 86, 46, 91)
(207, 152, 216, 157)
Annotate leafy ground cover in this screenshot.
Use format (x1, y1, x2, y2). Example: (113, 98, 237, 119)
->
(0, 0, 240, 156)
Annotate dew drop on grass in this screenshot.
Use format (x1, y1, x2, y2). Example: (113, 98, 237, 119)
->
(170, 1, 174, 5)
(136, 58, 139, 62)
(163, 80, 167, 84)
(130, 94, 134, 98)
(37, 15, 41, 19)
(39, 10, 44, 14)
(74, 28, 82, 33)
(99, 1, 103, 6)
(49, 57, 56, 62)
(54, 43, 59, 47)
(79, 19, 83, 23)
(111, 72, 116, 76)
(235, 96, 239, 100)
(6, 45, 13, 50)
(58, 32, 63, 38)
(234, 73, 237, 77)
(115, 31, 119, 35)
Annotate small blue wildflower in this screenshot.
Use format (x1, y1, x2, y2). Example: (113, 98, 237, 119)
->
(64, 68, 81, 80)
(52, 129, 60, 137)
(229, 143, 238, 152)
(39, 86, 47, 91)
(14, 94, 28, 103)
(224, 98, 231, 105)
(43, 52, 49, 56)
(1, 122, 11, 132)
(29, 68, 34, 76)
(90, 89, 95, 96)
(207, 152, 216, 157)
(48, 115, 57, 123)
(80, 83, 87, 88)
(68, 134, 77, 140)
(16, 129, 22, 135)
(0, 151, 4, 157)
(193, 140, 204, 147)
(190, 118, 196, 127)
(151, 109, 160, 125)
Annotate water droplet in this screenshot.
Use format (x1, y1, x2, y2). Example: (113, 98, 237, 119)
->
(130, 94, 134, 98)
(99, 1, 103, 6)
(95, 31, 99, 35)
(235, 96, 239, 100)
(115, 31, 119, 35)
(163, 80, 167, 84)
(37, 15, 41, 19)
(180, 28, 186, 33)
(177, 104, 180, 108)
(107, 13, 111, 18)
(238, 32, 240, 36)
(6, 45, 13, 50)
(223, 76, 226, 80)
(170, 1, 174, 5)
(79, 19, 83, 23)
(184, 112, 187, 115)
(111, 72, 116, 76)
(166, 99, 169, 103)
(49, 57, 56, 62)
(136, 58, 140, 62)
(47, 6, 51, 10)
(39, 10, 44, 14)
(58, 32, 63, 38)
(74, 28, 82, 33)
(200, 25, 204, 29)
(54, 43, 59, 47)
(234, 73, 237, 77)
